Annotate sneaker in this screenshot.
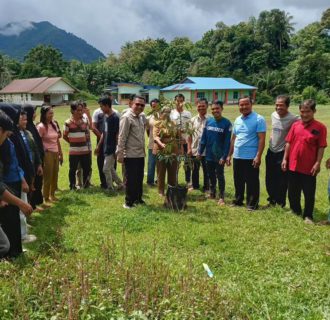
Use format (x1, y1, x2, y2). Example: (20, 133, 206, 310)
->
(218, 198, 225, 206)
(188, 187, 195, 192)
(34, 206, 44, 213)
(123, 203, 135, 209)
(22, 234, 37, 244)
(304, 217, 314, 225)
(41, 202, 51, 208)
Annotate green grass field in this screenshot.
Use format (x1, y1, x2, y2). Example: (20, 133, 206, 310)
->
(0, 103, 329, 319)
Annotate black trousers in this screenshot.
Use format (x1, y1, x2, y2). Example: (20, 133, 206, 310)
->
(233, 158, 260, 209)
(288, 171, 316, 219)
(265, 149, 288, 207)
(124, 157, 144, 206)
(69, 154, 91, 189)
(97, 140, 107, 188)
(206, 161, 225, 198)
(192, 156, 209, 190)
(182, 144, 191, 183)
(0, 181, 22, 258)
(30, 174, 44, 208)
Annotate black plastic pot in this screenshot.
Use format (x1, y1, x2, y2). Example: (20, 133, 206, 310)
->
(165, 185, 188, 211)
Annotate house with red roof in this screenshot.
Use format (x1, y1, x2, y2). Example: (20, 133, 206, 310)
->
(0, 77, 77, 105)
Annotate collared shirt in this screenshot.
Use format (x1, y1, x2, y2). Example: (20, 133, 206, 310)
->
(117, 110, 145, 158)
(286, 119, 327, 175)
(269, 112, 298, 153)
(233, 111, 266, 159)
(190, 114, 210, 156)
(63, 117, 90, 155)
(170, 109, 192, 143)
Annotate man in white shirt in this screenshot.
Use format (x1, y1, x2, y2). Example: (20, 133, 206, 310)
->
(188, 98, 210, 192)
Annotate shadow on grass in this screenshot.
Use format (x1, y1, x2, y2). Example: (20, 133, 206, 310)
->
(25, 191, 90, 257)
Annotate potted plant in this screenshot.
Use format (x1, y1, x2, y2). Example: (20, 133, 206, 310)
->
(149, 98, 195, 211)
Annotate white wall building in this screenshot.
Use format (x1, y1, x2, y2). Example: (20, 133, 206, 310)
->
(0, 77, 76, 106)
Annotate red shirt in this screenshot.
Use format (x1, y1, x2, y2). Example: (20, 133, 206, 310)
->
(286, 119, 327, 175)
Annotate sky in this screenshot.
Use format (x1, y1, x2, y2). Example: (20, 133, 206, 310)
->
(0, 0, 328, 55)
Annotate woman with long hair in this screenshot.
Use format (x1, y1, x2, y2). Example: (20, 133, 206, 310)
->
(36, 106, 63, 204)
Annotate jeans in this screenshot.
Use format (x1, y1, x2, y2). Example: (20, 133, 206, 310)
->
(0, 226, 10, 258)
(103, 154, 122, 189)
(19, 192, 28, 239)
(192, 156, 210, 190)
(206, 161, 225, 198)
(233, 158, 260, 209)
(147, 149, 157, 184)
(288, 171, 316, 219)
(265, 149, 288, 207)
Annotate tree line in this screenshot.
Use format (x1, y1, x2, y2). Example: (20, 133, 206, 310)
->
(0, 8, 329, 104)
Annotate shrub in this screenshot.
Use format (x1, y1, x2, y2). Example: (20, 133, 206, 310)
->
(255, 91, 273, 105)
(302, 86, 317, 100)
(316, 90, 330, 104)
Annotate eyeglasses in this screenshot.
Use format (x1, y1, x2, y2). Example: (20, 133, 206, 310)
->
(135, 103, 145, 107)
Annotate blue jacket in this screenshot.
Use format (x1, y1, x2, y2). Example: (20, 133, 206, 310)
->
(198, 117, 232, 162)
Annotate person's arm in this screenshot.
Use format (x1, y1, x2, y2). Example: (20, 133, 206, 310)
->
(153, 124, 165, 149)
(95, 133, 104, 155)
(197, 126, 207, 159)
(281, 142, 291, 172)
(62, 123, 69, 143)
(226, 134, 236, 166)
(326, 158, 330, 169)
(57, 138, 63, 164)
(221, 123, 232, 165)
(311, 147, 326, 176)
(252, 132, 266, 168)
(116, 116, 130, 163)
(0, 189, 33, 216)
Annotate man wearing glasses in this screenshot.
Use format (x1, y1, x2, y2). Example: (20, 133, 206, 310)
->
(117, 96, 146, 209)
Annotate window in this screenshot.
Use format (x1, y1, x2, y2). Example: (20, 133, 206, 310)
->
(197, 92, 205, 99)
(233, 91, 239, 99)
(121, 94, 134, 100)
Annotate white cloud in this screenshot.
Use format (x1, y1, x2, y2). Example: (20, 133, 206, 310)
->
(0, 0, 328, 55)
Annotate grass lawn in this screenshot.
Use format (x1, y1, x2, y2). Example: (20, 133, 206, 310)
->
(0, 102, 329, 319)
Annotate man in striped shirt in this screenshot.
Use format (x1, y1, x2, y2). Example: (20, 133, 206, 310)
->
(63, 102, 92, 190)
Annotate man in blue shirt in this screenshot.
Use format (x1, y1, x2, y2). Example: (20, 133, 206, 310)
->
(198, 100, 232, 205)
(226, 96, 266, 210)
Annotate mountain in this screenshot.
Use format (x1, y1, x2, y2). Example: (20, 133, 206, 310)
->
(0, 21, 105, 63)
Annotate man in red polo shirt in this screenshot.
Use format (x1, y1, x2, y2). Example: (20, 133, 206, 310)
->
(282, 99, 327, 224)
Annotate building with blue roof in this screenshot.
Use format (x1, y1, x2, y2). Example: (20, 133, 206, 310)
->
(161, 77, 257, 104)
(104, 82, 160, 105)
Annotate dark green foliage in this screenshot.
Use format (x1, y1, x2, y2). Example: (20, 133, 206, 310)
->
(0, 9, 330, 100)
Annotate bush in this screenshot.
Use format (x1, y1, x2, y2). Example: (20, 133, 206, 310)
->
(291, 94, 303, 104)
(255, 91, 273, 105)
(73, 90, 98, 102)
(316, 90, 330, 104)
(302, 86, 317, 100)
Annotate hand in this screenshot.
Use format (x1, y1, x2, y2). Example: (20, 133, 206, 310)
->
(84, 107, 90, 116)
(281, 159, 288, 172)
(21, 179, 29, 193)
(30, 184, 36, 192)
(0, 200, 8, 208)
(326, 158, 330, 169)
(160, 143, 166, 149)
(310, 162, 321, 176)
(94, 148, 99, 156)
(187, 148, 192, 156)
(226, 156, 232, 166)
(59, 153, 63, 165)
(37, 165, 43, 176)
(196, 154, 202, 160)
(252, 156, 261, 168)
(219, 159, 225, 166)
(19, 202, 33, 216)
(117, 154, 124, 164)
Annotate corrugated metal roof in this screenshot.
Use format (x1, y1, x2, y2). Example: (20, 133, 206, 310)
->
(0, 77, 76, 94)
(161, 77, 257, 91)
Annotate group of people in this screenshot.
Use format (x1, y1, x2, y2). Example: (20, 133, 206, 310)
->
(0, 93, 329, 259)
